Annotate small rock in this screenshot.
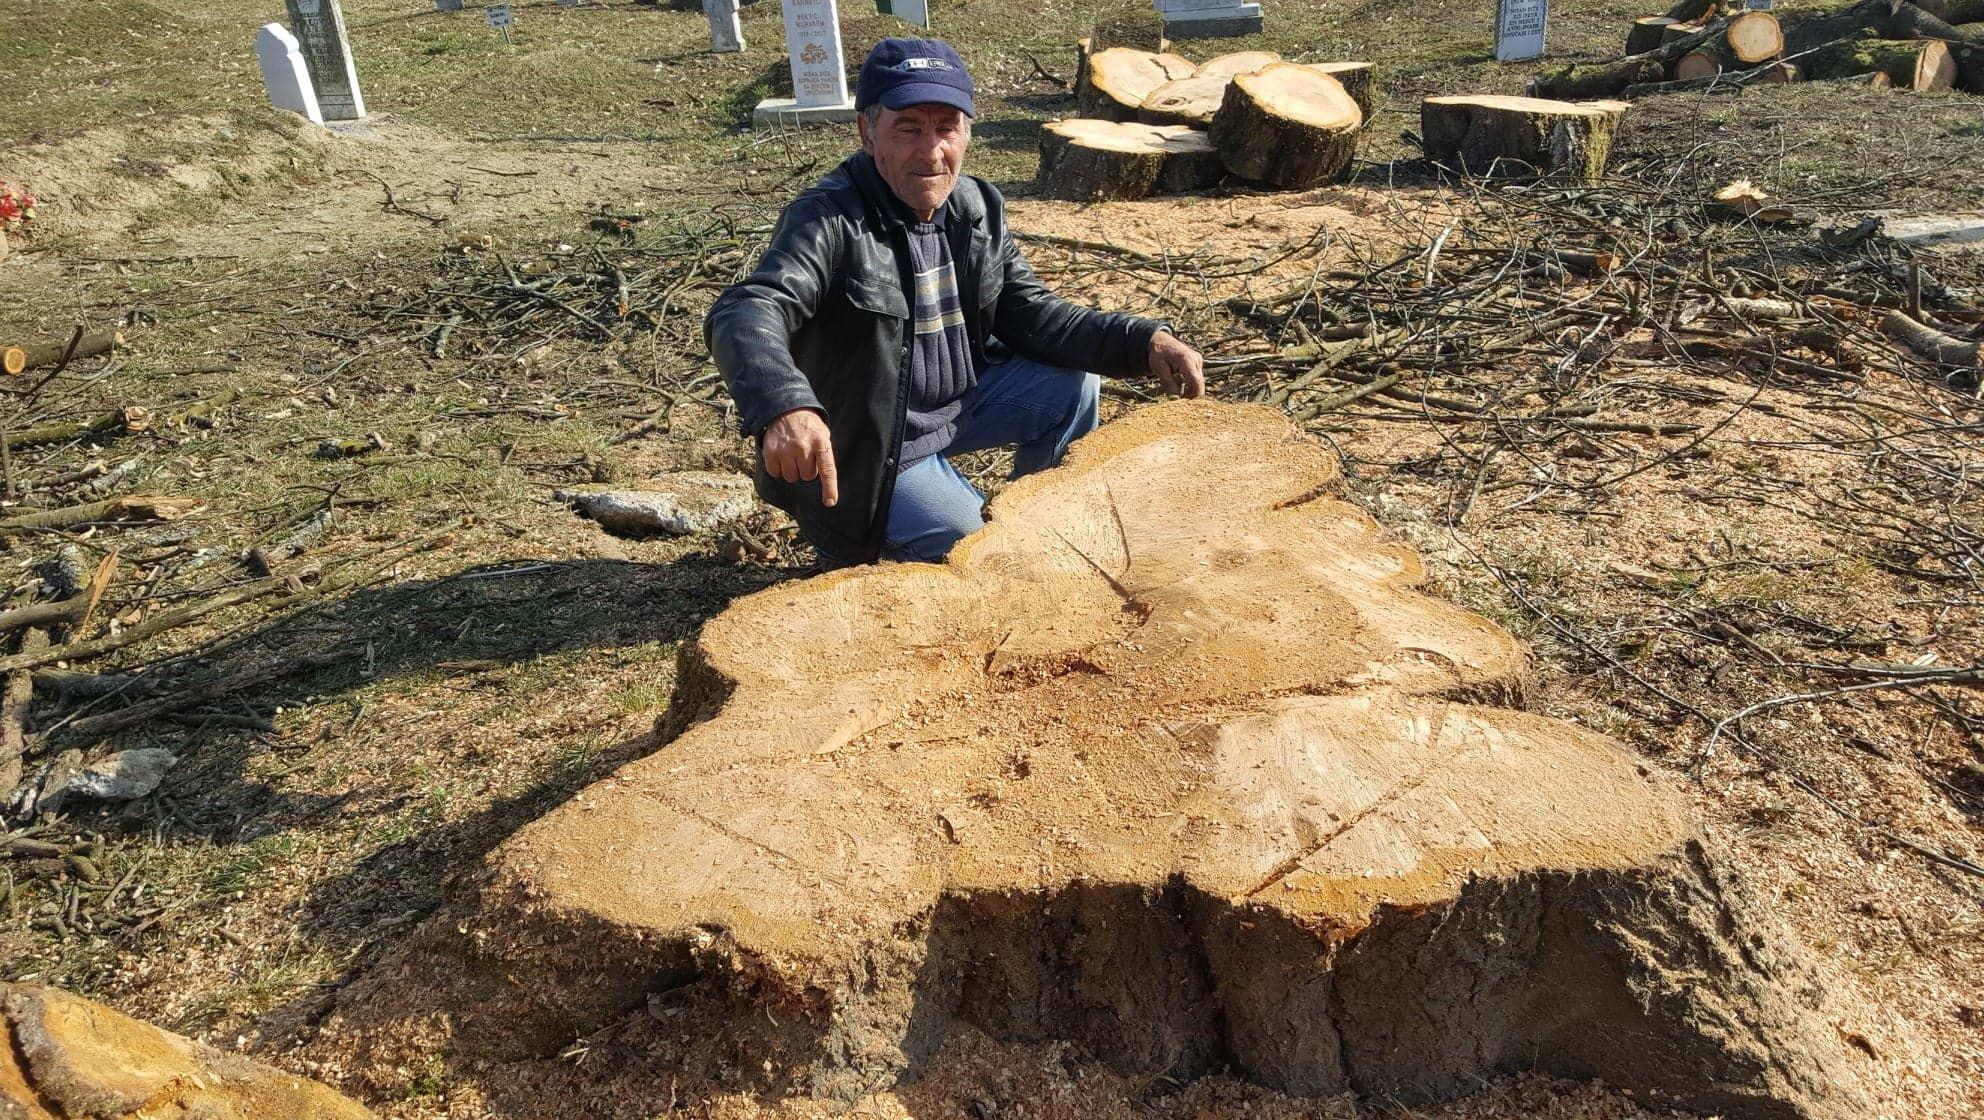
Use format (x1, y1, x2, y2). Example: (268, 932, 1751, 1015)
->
(68, 748, 177, 803)
(558, 473, 756, 537)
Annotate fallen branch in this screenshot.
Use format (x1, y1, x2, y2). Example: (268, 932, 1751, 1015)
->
(1880, 310, 1982, 370)
(0, 330, 124, 376)
(0, 496, 204, 537)
(61, 648, 359, 742)
(0, 554, 118, 635)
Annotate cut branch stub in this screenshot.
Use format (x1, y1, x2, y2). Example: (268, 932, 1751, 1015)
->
(1208, 63, 1363, 188)
(1038, 119, 1223, 199)
(1421, 94, 1628, 182)
(318, 401, 1880, 1120)
(1075, 47, 1197, 121)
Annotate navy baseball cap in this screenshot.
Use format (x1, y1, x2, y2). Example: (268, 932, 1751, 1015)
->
(855, 38, 975, 118)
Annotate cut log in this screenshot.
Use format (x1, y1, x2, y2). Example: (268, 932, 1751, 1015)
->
(1300, 61, 1378, 120)
(1195, 49, 1281, 79)
(1727, 11, 1784, 61)
(1757, 60, 1802, 82)
(1661, 19, 1707, 46)
(1532, 19, 1722, 98)
(1939, 0, 1984, 22)
(1038, 119, 1224, 200)
(1421, 95, 1629, 182)
(0, 331, 124, 376)
(315, 400, 1877, 1120)
(2, 984, 374, 1119)
(1802, 36, 1956, 89)
(1208, 63, 1363, 188)
(1075, 47, 1197, 121)
(1881, 310, 1982, 370)
(1139, 75, 1234, 125)
(1673, 49, 1725, 79)
(1628, 16, 1680, 54)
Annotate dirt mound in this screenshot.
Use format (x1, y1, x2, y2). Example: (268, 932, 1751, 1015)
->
(2, 983, 371, 1118)
(308, 401, 1873, 1117)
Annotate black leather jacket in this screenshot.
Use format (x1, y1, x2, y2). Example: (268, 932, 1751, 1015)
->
(705, 151, 1165, 565)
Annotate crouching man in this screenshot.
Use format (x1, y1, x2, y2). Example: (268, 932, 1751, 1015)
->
(705, 37, 1204, 567)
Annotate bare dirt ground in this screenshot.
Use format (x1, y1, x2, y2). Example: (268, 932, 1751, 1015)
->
(3, 2, 1983, 1118)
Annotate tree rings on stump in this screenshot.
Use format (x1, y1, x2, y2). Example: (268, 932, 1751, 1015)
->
(1076, 47, 1197, 121)
(1300, 61, 1377, 120)
(314, 401, 1879, 1120)
(1209, 63, 1363, 188)
(1038, 119, 1223, 200)
(1726, 11, 1784, 63)
(1196, 50, 1281, 79)
(1139, 76, 1233, 126)
(1420, 94, 1628, 182)
(1672, 49, 1723, 80)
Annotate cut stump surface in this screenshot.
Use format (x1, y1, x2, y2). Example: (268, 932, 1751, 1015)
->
(1209, 63, 1363, 187)
(1421, 94, 1629, 182)
(1038, 119, 1223, 199)
(1075, 47, 1197, 121)
(323, 401, 1875, 1120)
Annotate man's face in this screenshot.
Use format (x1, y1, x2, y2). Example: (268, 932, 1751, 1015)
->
(859, 103, 970, 220)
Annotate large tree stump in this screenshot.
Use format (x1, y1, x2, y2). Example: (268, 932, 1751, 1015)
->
(316, 401, 1878, 1120)
(1421, 94, 1628, 181)
(1075, 47, 1196, 121)
(1208, 63, 1363, 188)
(1138, 75, 1234, 125)
(1802, 36, 1957, 89)
(1195, 49, 1281, 79)
(1037, 119, 1224, 199)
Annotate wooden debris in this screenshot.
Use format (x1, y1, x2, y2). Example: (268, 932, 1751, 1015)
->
(0, 331, 124, 377)
(0, 629, 45, 798)
(1803, 37, 1957, 90)
(1726, 12, 1784, 63)
(1075, 48, 1196, 121)
(1881, 310, 1982, 370)
(1138, 75, 1236, 126)
(1209, 63, 1363, 188)
(0, 555, 118, 635)
(0, 497, 203, 537)
(1421, 95, 1629, 182)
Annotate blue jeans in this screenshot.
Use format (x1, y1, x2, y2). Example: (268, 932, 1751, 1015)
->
(883, 355, 1101, 563)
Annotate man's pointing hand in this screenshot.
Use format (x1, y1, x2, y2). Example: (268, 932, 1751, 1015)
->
(761, 409, 839, 508)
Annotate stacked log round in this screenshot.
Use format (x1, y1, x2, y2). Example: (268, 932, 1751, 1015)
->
(1208, 63, 1363, 188)
(1627, 16, 1679, 54)
(1726, 12, 1784, 62)
(1076, 48, 1197, 121)
(1300, 61, 1378, 120)
(1660, 19, 1706, 45)
(1420, 94, 1629, 182)
(1803, 36, 1956, 90)
(1138, 52, 1286, 126)
(1038, 120, 1224, 200)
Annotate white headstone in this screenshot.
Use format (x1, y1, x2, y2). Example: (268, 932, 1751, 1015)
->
(487, 3, 513, 25)
(285, 0, 365, 120)
(706, 0, 746, 51)
(435, 0, 462, 10)
(781, 0, 851, 108)
(1494, 0, 1548, 62)
(876, 0, 929, 29)
(254, 24, 324, 125)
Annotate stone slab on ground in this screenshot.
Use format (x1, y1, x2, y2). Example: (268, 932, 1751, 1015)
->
(557, 472, 756, 536)
(1163, 10, 1265, 37)
(1, 984, 373, 1119)
(319, 400, 1878, 1120)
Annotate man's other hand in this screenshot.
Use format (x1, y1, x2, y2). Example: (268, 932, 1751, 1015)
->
(761, 408, 839, 507)
(1149, 330, 1205, 399)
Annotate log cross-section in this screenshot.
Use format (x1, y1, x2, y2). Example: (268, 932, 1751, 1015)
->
(318, 401, 1878, 1120)
(1075, 47, 1197, 121)
(1208, 62, 1364, 188)
(1037, 119, 1224, 199)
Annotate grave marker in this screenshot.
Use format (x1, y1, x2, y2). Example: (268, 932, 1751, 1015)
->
(876, 0, 930, 29)
(254, 24, 324, 125)
(752, 0, 857, 126)
(487, 2, 513, 42)
(284, 0, 365, 120)
(1493, 0, 1548, 62)
(706, 0, 746, 51)
(556, 0, 580, 8)
(435, 0, 462, 11)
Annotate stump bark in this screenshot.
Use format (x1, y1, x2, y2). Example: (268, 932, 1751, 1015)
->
(1421, 94, 1628, 182)
(316, 401, 1879, 1120)
(1208, 62, 1363, 187)
(1038, 119, 1224, 199)
(1075, 47, 1197, 121)
(1627, 16, 1679, 54)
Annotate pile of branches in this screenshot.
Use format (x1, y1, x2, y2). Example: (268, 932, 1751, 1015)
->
(1535, 0, 1984, 99)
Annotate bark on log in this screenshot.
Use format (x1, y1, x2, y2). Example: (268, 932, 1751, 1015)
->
(1038, 120, 1224, 199)
(1628, 16, 1680, 54)
(1661, 19, 1708, 46)
(1421, 95, 1629, 182)
(1208, 63, 1363, 188)
(0, 629, 44, 798)
(0, 331, 124, 377)
(1663, 0, 1716, 21)
(1779, 0, 1984, 53)
(1532, 19, 1723, 98)
(1881, 310, 1983, 369)
(1959, 43, 1984, 91)
(1802, 36, 1957, 89)
(1075, 48, 1197, 121)
(1300, 61, 1377, 120)
(314, 401, 1878, 1120)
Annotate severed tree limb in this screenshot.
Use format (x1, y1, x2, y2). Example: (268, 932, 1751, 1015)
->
(0, 554, 118, 635)
(1880, 310, 1982, 369)
(0, 628, 48, 797)
(0, 496, 204, 537)
(0, 330, 123, 377)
